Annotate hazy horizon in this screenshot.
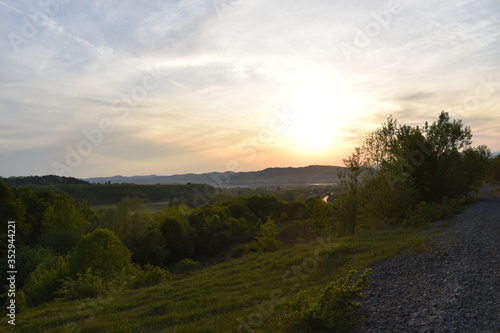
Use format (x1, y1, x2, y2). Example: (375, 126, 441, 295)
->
(1, 164, 344, 179)
(1, 0, 499, 178)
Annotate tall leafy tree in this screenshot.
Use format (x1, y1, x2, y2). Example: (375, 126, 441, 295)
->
(70, 228, 131, 280)
(337, 148, 362, 233)
(41, 193, 90, 253)
(459, 145, 491, 201)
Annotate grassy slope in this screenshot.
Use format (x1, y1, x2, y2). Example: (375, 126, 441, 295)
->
(16, 228, 430, 333)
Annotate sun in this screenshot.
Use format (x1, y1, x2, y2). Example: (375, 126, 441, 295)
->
(284, 87, 349, 154)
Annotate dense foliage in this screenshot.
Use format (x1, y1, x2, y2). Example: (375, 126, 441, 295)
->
(0, 175, 89, 187)
(288, 269, 371, 332)
(23, 183, 213, 206)
(0, 181, 325, 309)
(489, 154, 500, 182)
(335, 111, 491, 232)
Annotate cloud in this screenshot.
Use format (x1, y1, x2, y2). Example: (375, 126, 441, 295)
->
(0, 0, 499, 177)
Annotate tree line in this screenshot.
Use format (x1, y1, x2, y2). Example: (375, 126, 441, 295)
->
(334, 111, 492, 233)
(0, 180, 213, 206)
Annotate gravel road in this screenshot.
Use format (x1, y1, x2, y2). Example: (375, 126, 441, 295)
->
(357, 184, 500, 332)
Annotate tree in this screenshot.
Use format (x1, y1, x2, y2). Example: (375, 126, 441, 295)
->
(99, 197, 163, 264)
(490, 154, 500, 182)
(70, 228, 131, 280)
(0, 181, 26, 229)
(422, 111, 473, 201)
(0, 182, 31, 250)
(16, 187, 48, 246)
(425, 111, 472, 156)
(160, 217, 194, 261)
(337, 112, 488, 228)
(256, 217, 281, 251)
(128, 226, 168, 266)
(358, 117, 418, 222)
(41, 193, 90, 253)
(337, 148, 362, 233)
(459, 145, 491, 201)
(100, 197, 152, 244)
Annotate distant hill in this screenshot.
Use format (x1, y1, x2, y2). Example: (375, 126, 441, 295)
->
(1, 175, 89, 187)
(86, 165, 343, 186)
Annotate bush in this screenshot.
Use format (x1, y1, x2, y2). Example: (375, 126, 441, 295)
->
(16, 246, 55, 289)
(56, 268, 105, 300)
(23, 255, 70, 306)
(287, 269, 371, 332)
(256, 217, 281, 251)
(128, 264, 171, 289)
(15, 290, 27, 313)
(490, 155, 500, 182)
(406, 199, 461, 226)
(228, 242, 260, 259)
(176, 258, 200, 274)
(229, 243, 247, 259)
(70, 228, 132, 280)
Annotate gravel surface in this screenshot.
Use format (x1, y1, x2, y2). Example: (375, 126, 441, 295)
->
(356, 184, 500, 332)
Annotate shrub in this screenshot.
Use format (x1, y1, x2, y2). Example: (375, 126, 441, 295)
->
(256, 217, 281, 251)
(229, 243, 247, 259)
(15, 290, 27, 313)
(228, 242, 260, 259)
(176, 258, 200, 274)
(128, 264, 172, 289)
(287, 269, 371, 332)
(440, 197, 461, 217)
(16, 246, 55, 289)
(56, 268, 105, 300)
(23, 255, 70, 306)
(406, 202, 439, 226)
(406, 199, 461, 226)
(70, 228, 132, 280)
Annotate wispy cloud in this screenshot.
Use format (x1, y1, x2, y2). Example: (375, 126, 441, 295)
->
(0, 0, 499, 177)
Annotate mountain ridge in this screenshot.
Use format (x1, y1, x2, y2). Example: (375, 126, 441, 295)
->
(85, 165, 343, 186)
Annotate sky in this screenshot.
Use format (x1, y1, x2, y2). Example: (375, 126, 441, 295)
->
(0, 0, 499, 178)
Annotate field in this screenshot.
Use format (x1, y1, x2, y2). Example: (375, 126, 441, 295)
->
(16, 227, 431, 332)
(92, 201, 171, 214)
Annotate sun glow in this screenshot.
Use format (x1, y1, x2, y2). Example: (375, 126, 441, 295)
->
(284, 87, 351, 154)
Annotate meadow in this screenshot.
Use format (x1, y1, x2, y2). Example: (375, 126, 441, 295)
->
(16, 227, 430, 332)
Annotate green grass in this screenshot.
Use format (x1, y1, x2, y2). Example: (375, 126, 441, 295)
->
(16, 228, 429, 333)
(91, 201, 170, 214)
(144, 201, 171, 214)
(91, 203, 117, 210)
